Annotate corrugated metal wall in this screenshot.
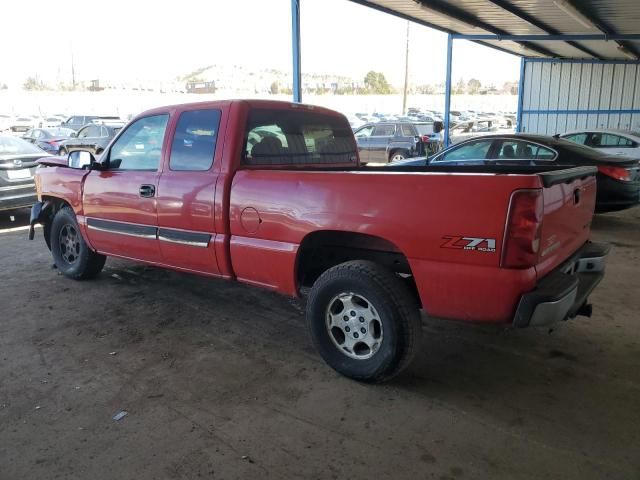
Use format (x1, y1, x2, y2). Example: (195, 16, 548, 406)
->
(519, 59, 640, 135)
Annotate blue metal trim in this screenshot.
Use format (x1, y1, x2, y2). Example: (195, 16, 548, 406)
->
(451, 33, 640, 41)
(444, 34, 453, 148)
(291, 0, 302, 103)
(522, 109, 640, 115)
(523, 57, 640, 65)
(516, 57, 525, 133)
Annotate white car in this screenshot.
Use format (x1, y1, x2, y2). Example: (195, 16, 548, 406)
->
(560, 129, 640, 159)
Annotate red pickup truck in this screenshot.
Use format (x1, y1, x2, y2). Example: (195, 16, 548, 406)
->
(29, 100, 609, 382)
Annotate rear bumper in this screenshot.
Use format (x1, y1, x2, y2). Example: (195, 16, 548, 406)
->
(596, 177, 640, 212)
(513, 242, 610, 328)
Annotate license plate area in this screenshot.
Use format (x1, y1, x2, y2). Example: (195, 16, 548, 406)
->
(7, 169, 32, 180)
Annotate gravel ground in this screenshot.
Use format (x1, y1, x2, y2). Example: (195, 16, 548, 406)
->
(0, 206, 639, 480)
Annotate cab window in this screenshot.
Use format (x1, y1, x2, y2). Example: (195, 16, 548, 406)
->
(562, 133, 588, 145)
(108, 114, 168, 171)
(372, 124, 395, 137)
(169, 109, 221, 171)
(355, 125, 374, 138)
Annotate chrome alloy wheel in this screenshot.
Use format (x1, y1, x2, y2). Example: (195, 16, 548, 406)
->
(58, 224, 80, 265)
(325, 293, 383, 360)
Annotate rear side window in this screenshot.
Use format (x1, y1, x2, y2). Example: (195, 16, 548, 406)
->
(496, 141, 556, 160)
(243, 109, 357, 166)
(170, 109, 221, 171)
(400, 124, 415, 136)
(372, 124, 395, 137)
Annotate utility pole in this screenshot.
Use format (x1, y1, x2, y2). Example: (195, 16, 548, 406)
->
(402, 21, 410, 115)
(71, 44, 76, 89)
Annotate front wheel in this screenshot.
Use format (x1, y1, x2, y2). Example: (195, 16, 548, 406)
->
(306, 260, 422, 382)
(50, 207, 106, 279)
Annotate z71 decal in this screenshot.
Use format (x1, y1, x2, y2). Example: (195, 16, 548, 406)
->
(441, 235, 496, 253)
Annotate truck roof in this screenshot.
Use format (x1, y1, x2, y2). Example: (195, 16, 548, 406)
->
(135, 99, 346, 120)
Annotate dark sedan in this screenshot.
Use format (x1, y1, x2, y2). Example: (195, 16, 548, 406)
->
(22, 127, 75, 154)
(390, 134, 640, 212)
(58, 123, 123, 156)
(0, 135, 50, 211)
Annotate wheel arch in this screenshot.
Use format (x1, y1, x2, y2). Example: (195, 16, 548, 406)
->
(295, 230, 420, 306)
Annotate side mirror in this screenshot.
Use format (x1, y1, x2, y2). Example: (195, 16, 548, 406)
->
(433, 121, 443, 133)
(67, 150, 95, 169)
(70, 132, 77, 138)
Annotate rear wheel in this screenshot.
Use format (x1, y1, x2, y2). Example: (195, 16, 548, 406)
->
(306, 260, 421, 382)
(389, 150, 407, 162)
(50, 207, 106, 279)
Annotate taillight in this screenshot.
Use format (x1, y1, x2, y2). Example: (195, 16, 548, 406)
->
(46, 140, 59, 146)
(421, 135, 430, 142)
(501, 189, 544, 268)
(598, 165, 631, 181)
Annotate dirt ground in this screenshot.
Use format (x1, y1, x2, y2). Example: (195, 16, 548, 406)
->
(0, 206, 639, 480)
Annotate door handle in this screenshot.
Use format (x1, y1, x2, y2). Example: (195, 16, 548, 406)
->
(139, 184, 155, 198)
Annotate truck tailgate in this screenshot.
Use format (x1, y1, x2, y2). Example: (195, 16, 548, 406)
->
(536, 167, 598, 279)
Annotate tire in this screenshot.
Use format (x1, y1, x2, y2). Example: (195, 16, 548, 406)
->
(389, 151, 407, 163)
(306, 260, 422, 382)
(50, 206, 106, 279)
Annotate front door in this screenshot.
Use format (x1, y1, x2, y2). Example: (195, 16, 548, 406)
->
(83, 113, 170, 264)
(156, 107, 224, 275)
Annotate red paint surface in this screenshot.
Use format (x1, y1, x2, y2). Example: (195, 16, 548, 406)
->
(35, 100, 598, 324)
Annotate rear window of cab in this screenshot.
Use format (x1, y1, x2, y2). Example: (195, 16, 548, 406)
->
(243, 109, 357, 166)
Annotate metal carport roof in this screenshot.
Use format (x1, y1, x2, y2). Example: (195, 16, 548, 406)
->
(348, 0, 640, 60)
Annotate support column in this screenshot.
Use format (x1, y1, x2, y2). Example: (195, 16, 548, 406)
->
(291, 0, 302, 103)
(444, 34, 453, 147)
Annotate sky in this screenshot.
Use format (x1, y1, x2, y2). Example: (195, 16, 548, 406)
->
(0, 0, 520, 88)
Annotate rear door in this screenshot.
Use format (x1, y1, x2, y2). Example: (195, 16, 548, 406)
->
(156, 107, 225, 275)
(369, 123, 395, 163)
(83, 113, 169, 263)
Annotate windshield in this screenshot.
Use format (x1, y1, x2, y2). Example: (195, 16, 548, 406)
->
(0, 135, 44, 155)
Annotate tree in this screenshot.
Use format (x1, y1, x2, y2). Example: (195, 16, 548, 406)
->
(270, 81, 279, 94)
(453, 78, 466, 95)
(467, 78, 482, 94)
(363, 71, 392, 94)
(23, 76, 49, 91)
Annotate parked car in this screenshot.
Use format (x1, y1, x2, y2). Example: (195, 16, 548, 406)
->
(30, 100, 608, 382)
(22, 128, 76, 154)
(60, 115, 122, 131)
(354, 121, 438, 163)
(39, 116, 65, 128)
(9, 116, 35, 133)
(560, 129, 640, 159)
(390, 134, 640, 212)
(0, 135, 49, 211)
(58, 123, 123, 156)
(448, 119, 503, 144)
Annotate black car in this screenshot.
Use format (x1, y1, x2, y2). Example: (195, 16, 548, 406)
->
(22, 127, 76, 154)
(354, 121, 442, 163)
(59, 123, 123, 156)
(390, 134, 640, 212)
(0, 135, 50, 212)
